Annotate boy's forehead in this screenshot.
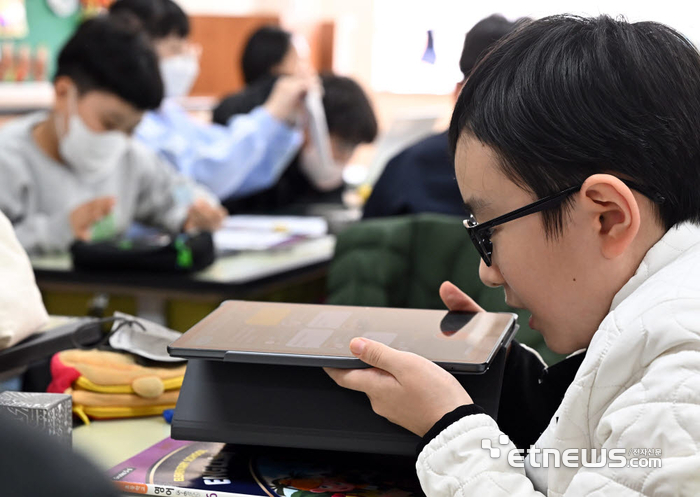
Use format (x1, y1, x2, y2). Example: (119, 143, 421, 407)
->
(455, 136, 502, 195)
(79, 90, 140, 114)
(455, 134, 533, 217)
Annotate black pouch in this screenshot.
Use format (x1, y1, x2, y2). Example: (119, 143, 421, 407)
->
(70, 232, 215, 273)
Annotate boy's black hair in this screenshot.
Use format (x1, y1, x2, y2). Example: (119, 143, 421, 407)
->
(449, 15, 700, 235)
(55, 15, 163, 110)
(320, 74, 378, 145)
(109, 0, 190, 39)
(460, 14, 527, 80)
(241, 26, 293, 84)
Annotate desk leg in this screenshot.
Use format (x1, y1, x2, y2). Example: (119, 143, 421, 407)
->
(136, 294, 167, 325)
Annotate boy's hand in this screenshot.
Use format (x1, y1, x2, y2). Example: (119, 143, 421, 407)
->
(184, 198, 226, 232)
(264, 74, 318, 124)
(325, 281, 482, 437)
(325, 337, 473, 437)
(69, 196, 115, 241)
(439, 280, 485, 313)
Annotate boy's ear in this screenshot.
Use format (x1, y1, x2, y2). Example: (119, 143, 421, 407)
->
(579, 174, 641, 259)
(53, 76, 73, 114)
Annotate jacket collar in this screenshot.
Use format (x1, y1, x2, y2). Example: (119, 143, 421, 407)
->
(610, 221, 700, 311)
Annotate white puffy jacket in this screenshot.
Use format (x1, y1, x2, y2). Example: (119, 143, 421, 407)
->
(416, 222, 700, 496)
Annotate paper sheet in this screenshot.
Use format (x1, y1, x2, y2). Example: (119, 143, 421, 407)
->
(221, 215, 328, 237)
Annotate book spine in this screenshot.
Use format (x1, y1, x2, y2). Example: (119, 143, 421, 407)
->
(114, 481, 255, 497)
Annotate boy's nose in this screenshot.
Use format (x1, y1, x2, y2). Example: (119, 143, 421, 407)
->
(479, 257, 506, 288)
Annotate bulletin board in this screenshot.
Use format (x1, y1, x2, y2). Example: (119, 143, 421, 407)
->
(0, 0, 80, 82)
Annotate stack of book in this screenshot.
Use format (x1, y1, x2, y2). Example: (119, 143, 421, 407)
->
(109, 437, 424, 497)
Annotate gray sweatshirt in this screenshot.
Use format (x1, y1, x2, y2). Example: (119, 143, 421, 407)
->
(0, 112, 217, 254)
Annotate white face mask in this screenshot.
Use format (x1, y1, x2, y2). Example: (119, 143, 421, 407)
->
(55, 92, 129, 179)
(159, 53, 199, 99)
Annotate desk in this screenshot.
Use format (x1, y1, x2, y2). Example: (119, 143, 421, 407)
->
(32, 236, 336, 327)
(73, 417, 172, 471)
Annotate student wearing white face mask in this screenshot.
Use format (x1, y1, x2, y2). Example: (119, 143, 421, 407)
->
(0, 16, 225, 255)
(109, 0, 314, 203)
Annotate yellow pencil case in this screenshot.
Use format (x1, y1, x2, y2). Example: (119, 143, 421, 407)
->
(47, 349, 186, 424)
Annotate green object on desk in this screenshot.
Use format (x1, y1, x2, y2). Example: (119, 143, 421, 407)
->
(90, 213, 116, 242)
(174, 235, 194, 268)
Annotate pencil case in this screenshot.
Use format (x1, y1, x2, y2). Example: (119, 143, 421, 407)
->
(70, 232, 215, 273)
(47, 349, 186, 424)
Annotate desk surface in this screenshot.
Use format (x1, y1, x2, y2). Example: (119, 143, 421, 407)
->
(73, 417, 172, 471)
(32, 235, 336, 297)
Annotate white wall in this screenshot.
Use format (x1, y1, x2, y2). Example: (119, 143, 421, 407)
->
(176, 0, 700, 95)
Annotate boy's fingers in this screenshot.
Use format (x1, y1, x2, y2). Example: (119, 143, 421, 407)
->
(324, 366, 394, 394)
(97, 197, 115, 216)
(439, 281, 485, 313)
(349, 338, 409, 376)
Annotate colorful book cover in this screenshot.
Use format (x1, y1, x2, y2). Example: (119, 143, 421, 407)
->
(108, 437, 424, 497)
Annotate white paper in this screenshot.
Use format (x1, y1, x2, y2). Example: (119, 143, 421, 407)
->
(214, 229, 296, 252)
(303, 88, 337, 186)
(221, 215, 328, 237)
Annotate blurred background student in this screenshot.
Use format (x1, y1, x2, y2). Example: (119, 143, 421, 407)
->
(362, 14, 527, 219)
(0, 15, 223, 255)
(215, 69, 378, 212)
(241, 25, 302, 85)
(109, 0, 315, 204)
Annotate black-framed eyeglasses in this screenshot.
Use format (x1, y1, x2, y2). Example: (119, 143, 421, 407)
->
(463, 180, 665, 267)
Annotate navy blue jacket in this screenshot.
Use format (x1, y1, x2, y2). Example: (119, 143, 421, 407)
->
(363, 132, 464, 219)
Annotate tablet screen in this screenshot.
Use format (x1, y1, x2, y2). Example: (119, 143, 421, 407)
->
(169, 301, 516, 368)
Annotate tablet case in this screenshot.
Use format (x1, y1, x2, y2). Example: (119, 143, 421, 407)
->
(171, 340, 512, 456)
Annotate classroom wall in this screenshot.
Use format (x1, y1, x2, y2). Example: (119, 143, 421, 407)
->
(3, 1, 80, 81)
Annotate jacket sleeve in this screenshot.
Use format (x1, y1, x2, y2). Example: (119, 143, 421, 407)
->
(0, 158, 74, 254)
(138, 104, 302, 201)
(417, 413, 540, 496)
(416, 328, 700, 496)
(362, 154, 409, 219)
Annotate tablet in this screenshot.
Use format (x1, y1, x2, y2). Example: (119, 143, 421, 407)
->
(168, 301, 517, 373)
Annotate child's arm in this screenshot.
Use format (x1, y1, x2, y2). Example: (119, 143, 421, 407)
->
(0, 159, 73, 254)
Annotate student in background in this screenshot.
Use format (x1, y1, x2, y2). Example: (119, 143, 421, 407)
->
(214, 73, 378, 212)
(241, 25, 301, 85)
(363, 14, 525, 219)
(108, 0, 313, 202)
(0, 16, 224, 255)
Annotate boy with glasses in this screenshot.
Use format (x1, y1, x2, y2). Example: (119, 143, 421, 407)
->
(327, 15, 700, 496)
